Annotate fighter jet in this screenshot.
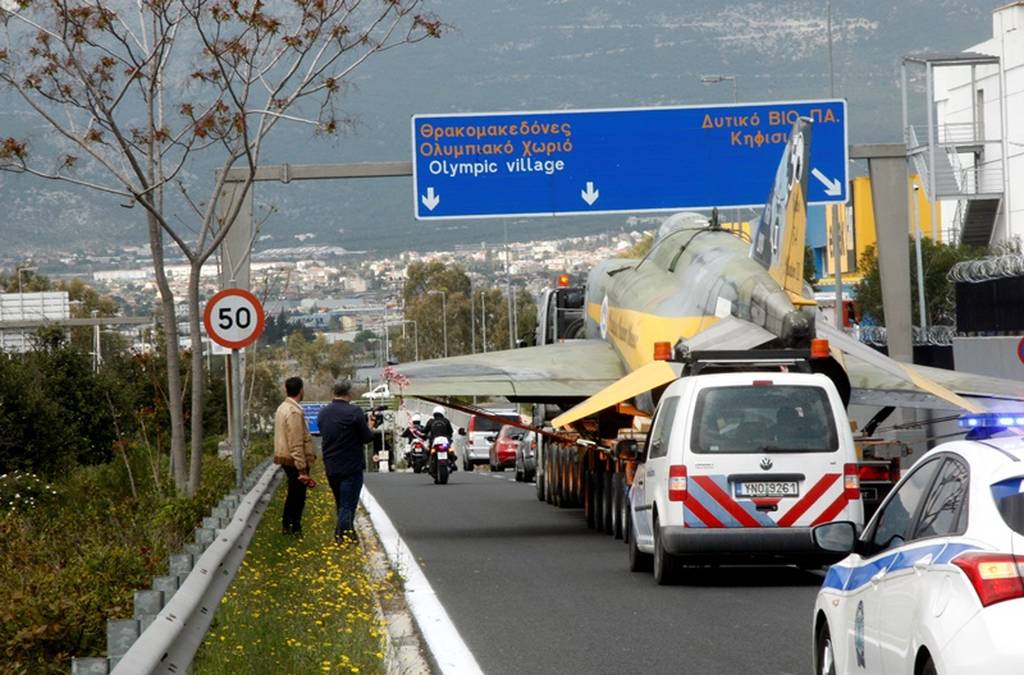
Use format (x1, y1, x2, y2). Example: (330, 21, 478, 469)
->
(387, 118, 1024, 428)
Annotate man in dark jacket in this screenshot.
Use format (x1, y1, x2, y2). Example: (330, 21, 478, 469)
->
(316, 379, 375, 542)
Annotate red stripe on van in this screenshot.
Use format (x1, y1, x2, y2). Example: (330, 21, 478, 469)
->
(777, 473, 839, 527)
(691, 475, 761, 528)
(811, 492, 851, 526)
(684, 496, 725, 528)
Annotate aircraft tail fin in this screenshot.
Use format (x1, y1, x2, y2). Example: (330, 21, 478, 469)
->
(749, 118, 812, 296)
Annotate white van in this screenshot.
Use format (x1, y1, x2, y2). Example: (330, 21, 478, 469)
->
(628, 371, 864, 584)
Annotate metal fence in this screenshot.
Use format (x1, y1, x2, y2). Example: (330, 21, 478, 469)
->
(71, 460, 281, 675)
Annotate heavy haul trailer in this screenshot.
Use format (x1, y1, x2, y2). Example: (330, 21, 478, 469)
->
(531, 346, 879, 551)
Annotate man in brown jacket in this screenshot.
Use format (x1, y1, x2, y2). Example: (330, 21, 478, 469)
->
(273, 376, 316, 534)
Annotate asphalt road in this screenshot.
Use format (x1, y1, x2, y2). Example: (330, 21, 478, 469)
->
(364, 470, 823, 675)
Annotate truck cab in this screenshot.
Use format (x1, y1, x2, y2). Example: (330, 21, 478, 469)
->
(629, 354, 864, 584)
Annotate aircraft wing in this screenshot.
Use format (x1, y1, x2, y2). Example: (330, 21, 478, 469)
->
(385, 340, 627, 400)
(818, 324, 1024, 412)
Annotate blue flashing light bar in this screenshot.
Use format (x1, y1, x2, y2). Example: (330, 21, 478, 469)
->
(958, 413, 1024, 430)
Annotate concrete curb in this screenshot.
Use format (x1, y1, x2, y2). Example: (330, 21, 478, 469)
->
(355, 508, 433, 675)
(360, 487, 483, 675)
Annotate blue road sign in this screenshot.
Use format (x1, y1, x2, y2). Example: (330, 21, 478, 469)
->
(411, 100, 848, 220)
(302, 402, 326, 436)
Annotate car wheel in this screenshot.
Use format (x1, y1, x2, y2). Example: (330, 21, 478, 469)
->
(919, 655, 937, 675)
(815, 622, 836, 675)
(653, 517, 680, 586)
(628, 510, 652, 573)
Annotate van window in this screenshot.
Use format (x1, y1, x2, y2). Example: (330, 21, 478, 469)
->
(992, 477, 1024, 536)
(647, 397, 680, 459)
(691, 385, 838, 454)
(471, 415, 518, 433)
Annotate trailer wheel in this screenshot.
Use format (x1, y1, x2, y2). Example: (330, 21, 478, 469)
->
(536, 469, 545, 501)
(612, 473, 625, 540)
(602, 470, 614, 535)
(545, 453, 554, 504)
(585, 470, 597, 528)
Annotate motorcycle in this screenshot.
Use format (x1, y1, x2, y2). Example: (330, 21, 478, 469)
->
(405, 438, 427, 474)
(428, 436, 453, 485)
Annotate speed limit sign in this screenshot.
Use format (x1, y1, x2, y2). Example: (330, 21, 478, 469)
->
(203, 288, 266, 350)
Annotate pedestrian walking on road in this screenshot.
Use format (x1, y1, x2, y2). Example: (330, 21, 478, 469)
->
(273, 376, 316, 535)
(317, 379, 375, 543)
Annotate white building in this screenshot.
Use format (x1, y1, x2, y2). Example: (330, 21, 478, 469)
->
(930, 2, 1024, 244)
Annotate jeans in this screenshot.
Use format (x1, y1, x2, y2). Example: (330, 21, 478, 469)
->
(328, 471, 364, 539)
(281, 465, 308, 533)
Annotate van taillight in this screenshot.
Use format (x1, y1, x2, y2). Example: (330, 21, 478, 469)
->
(468, 417, 476, 433)
(668, 465, 688, 502)
(843, 464, 860, 499)
(953, 553, 1024, 607)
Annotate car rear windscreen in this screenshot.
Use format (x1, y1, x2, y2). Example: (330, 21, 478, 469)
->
(473, 416, 518, 432)
(992, 477, 1024, 536)
(692, 385, 839, 454)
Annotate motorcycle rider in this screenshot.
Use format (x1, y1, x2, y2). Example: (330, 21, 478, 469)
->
(401, 413, 428, 471)
(401, 413, 426, 443)
(424, 405, 457, 471)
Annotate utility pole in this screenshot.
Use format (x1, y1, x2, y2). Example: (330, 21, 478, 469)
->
(504, 221, 514, 349)
(912, 184, 928, 330)
(429, 290, 448, 357)
(480, 290, 488, 353)
(470, 287, 476, 354)
(827, 0, 835, 97)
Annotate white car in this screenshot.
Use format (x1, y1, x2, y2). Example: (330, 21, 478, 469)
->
(362, 383, 391, 401)
(810, 415, 1024, 675)
(628, 370, 864, 584)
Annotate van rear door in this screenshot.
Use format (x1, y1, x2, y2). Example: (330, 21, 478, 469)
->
(683, 380, 854, 529)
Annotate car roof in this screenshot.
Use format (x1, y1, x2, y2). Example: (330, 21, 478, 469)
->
(925, 437, 1024, 480)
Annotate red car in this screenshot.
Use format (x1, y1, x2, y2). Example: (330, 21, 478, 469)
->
(489, 424, 526, 472)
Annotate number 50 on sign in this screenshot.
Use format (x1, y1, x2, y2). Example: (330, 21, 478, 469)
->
(203, 288, 266, 350)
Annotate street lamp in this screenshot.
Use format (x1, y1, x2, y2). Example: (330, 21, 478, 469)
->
(479, 290, 488, 353)
(16, 265, 38, 343)
(402, 319, 419, 362)
(699, 74, 738, 102)
(428, 290, 448, 357)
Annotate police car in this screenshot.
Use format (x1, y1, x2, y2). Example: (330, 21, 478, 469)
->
(628, 366, 864, 585)
(811, 414, 1024, 675)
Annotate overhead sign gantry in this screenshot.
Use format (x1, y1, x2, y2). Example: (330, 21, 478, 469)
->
(411, 100, 848, 220)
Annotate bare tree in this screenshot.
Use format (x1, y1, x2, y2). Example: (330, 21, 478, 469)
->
(0, 0, 442, 494)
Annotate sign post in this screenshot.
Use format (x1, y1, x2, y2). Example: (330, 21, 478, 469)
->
(412, 99, 848, 220)
(204, 288, 266, 488)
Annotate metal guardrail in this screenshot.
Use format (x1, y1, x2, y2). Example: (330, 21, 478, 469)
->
(71, 460, 281, 674)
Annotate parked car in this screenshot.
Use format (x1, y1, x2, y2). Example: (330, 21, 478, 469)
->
(490, 424, 526, 472)
(515, 431, 538, 482)
(464, 409, 521, 471)
(810, 416, 1024, 675)
(362, 383, 391, 401)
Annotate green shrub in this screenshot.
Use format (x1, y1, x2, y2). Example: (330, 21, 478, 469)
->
(0, 438, 270, 674)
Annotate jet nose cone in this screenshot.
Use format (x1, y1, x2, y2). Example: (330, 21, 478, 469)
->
(781, 309, 813, 348)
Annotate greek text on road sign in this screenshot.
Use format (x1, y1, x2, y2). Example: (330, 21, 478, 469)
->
(412, 100, 848, 220)
(203, 288, 266, 350)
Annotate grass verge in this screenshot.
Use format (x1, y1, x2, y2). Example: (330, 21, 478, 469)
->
(193, 463, 396, 674)
(0, 439, 267, 675)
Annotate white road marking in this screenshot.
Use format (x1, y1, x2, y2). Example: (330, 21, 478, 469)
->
(361, 488, 483, 675)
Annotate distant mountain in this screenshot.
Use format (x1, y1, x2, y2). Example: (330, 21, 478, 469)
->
(0, 0, 1000, 255)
